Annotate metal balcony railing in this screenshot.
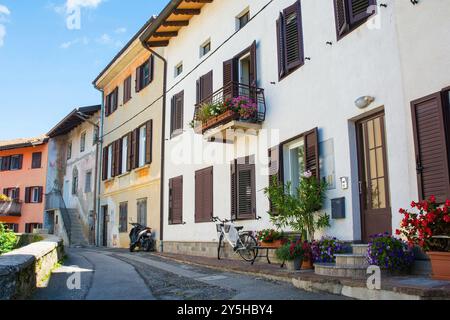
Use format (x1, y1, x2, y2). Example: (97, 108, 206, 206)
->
(193, 82, 266, 134)
(0, 200, 22, 216)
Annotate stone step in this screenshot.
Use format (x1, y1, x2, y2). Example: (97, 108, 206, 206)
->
(335, 254, 368, 267)
(314, 263, 368, 279)
(351, 244, 369, 255)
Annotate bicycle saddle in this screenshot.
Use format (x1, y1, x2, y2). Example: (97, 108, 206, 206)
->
(235, 226, 244, 231)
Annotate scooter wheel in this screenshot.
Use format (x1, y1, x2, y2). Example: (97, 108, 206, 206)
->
(129, 245, 135, 252)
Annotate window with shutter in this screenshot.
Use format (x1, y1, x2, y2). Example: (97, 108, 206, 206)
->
(305, 128, 320, 179)
(195, 167, 214, 223)
(25, 187, 31, 203)
(231, 156, 256, 220)
(145, 120, 153, 164)
(1, 156, 10, 171)
(132, 128, 140, 169)
(119, 202, 128, 233)
(169, 176, 183, 225)
(136, 57, 154, 92)
(123, 75, 132, 104)
(127, 132, 133, 172)
(276, 0, 304, 80)
(197, 71, 213, 105)
(32, 152, 42, 169)
(102, 146, 108, 180)
(411, 92, 450, 203)
(334, 0, 377, 40)
(170, 91, 184, 137)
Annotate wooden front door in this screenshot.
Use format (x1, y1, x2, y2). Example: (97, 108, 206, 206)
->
(356, 113, 392, 242)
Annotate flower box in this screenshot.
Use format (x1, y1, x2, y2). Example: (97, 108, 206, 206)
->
(201, 110, 238, 133)
(259, 240, 283, 248)
(428, 251, 450, 281)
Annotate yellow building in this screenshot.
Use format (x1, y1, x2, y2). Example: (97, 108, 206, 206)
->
(93, 19, 164, 249)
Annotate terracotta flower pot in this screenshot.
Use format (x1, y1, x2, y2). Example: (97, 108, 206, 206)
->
(427, 251, 450, 281)
(260, 240, 283, 248)
(301, 258, 314, 270)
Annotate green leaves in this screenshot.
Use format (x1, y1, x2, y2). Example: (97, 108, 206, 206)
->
(0, 223, 17, 255)
(264, 175, 330, 240)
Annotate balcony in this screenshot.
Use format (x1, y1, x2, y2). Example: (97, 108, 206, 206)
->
(192, 82, 266, 140)
(0, 200, 22, 217)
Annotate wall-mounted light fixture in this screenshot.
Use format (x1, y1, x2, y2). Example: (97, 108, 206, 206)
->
(355, 96, 375, 109)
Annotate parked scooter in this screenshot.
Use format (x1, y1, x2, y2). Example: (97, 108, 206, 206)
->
(129, 223, 154, 252)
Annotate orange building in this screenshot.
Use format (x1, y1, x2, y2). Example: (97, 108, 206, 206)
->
(0, 136, 48, 233)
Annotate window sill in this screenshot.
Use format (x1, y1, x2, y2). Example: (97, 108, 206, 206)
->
(104, 177, 115, 183)
(117, 171, 131, 179)
(170, 130, 184, 139)
(134, 164, 151, 173)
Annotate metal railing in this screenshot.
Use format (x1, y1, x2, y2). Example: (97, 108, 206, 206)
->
(45, 190, 72, 240)
(0, 200, 22, 216)
(193, 82, 266, 133)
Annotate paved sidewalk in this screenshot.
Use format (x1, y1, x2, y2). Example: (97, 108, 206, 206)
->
(157, 253, 450, 300)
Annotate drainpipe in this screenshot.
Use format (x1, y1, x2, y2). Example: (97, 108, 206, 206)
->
(141, 42, 167, 253)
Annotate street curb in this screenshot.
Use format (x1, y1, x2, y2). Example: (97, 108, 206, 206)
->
(155, 253, 450, 300)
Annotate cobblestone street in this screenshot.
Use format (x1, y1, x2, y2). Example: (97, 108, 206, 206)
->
(32, 247, 349, 300)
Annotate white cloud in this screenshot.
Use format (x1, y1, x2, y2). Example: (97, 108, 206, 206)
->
(66, 0, 103, 11)
(0, 4, 10, 16)
(0, 24, 5, 47)
(97, 33, 111, 44)
(60, 37, 89, 49)
(0, 4, 10, 47)
(115, 27, 126, 34)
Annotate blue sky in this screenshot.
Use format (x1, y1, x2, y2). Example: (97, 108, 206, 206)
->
(0, 0, 167, 140)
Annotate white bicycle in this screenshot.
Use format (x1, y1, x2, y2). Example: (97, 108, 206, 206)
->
(212, 216, 258, 262)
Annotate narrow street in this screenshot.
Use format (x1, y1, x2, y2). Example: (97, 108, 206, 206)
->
(32, 247, 348, 300)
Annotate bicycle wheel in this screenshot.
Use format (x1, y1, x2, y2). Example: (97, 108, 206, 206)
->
(217, 233, 223, 260)
(237, 233, 258, 262)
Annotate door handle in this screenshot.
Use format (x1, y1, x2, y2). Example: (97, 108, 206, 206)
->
(416, 156, 424, 174)
(358, 181, 363, 195)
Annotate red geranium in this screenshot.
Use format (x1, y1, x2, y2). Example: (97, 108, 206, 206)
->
(397, 196, 450, 252)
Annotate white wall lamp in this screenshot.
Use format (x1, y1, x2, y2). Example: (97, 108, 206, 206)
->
(355, 96, 375, 109)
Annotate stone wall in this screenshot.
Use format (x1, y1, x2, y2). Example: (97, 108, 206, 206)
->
(0, 235, 64, 300)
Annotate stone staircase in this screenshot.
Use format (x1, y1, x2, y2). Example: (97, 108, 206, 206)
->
(67, 209, 88, 247)
(314, 244, 369, 279)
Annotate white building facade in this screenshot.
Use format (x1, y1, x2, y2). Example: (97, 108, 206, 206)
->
(45, 106, 101, 246)
(139, 0, 450, 255)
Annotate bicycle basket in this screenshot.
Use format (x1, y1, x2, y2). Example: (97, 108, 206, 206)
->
(216, 224, 222, 232)
(224, 224, 231, 233)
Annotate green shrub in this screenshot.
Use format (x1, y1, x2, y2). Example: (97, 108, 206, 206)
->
(0, 223, 17, 255)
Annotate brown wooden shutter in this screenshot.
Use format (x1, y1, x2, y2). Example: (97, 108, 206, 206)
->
(133, 128, 140, 169)
(111, 142, 116, 177)
(169, 176, 183, 224)
(15, 188, 20, 201)
(104, 94, 110, 117)
(3, 188, 8, 196)
(203, 71, 213, 103)
(230, 161, 237, 220)
(304, 127, 320, 179)
(176, 91, 184, 132)
(37, 187, 43, 203)
(149, 55, 155, 83)
(25, 187, 31, 203)
(411, 92, 450, 203)
(283, 0, 304, 71)
(196, 79, 200, 105)
(113, 87, 119, 112)
(236, 158, 256, 220)
(102, 146, 108, 180)
(135, 66, 141, 92)
(276, 13, 287, 79)
(32, 152, 42, 169)
(16, 155, 23, 170)
(249, 41, 258, 88)
(127, 132, 132, 172)
(334, 0, 349, 38)
(223, 59, 236, 99)
(348, 0, 376, 25)
(195, 167, 213, 223)
(116, 139, 122, 176)
(170, 95, 176, 135)
(145, 120, 153, 164)
(3, 156, 11, 171)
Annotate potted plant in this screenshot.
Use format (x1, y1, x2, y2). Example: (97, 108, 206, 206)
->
(367, 233, 414, 275)
(301, 241, 314, 269)
(397, 195, 450, 280)
(256, 229, 284, 248)
(264, 171, 330, 241)
(311, 237, 349, 263)
(276, 238, 305, 270)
